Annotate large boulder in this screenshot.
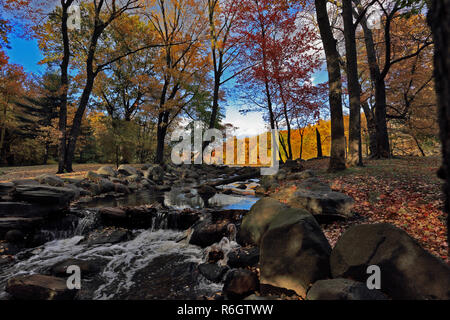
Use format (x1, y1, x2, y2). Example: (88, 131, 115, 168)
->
(118, 165, 140, 177)
(259, 208, 331, 297)
(238, 198, 288, 246)
(223, 269, 259, 300)
(13, 185, 76, 206)
(307, 278, 388, 300)
(35, 174, 65, 187)
(6, 274, 77, 300)
(96, 166, 117, 177)
(286, 187, 354, 218)
(330, 223, 450, 300)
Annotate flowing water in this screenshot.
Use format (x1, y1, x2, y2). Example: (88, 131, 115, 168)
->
(0, 182, 259, 300)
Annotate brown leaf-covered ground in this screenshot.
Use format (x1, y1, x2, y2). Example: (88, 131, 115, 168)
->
(303, 157, 448, 262)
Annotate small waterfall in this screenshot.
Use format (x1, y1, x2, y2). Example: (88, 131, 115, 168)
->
(151, 211, 169, 231)
(74, 209, 99, 236)
(203, 225, 240, 267)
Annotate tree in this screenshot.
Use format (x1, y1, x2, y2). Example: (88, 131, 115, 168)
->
(353, 0, 432, 158)
(145, 0, 210, 164)
(38, 1, 169, 172)
(315, 0, 346, 171)
(0, 63, 27, 163)
(342, 0, 366, 166)
(428, 0, 450, 246)
(14, 72, 61, 164)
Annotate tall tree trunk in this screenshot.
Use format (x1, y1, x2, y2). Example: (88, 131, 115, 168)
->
(65, 69, 97, 172)
(354, 1, 390, 158)
(316, 128, 323, 158)
(343, 0, 362, 167)
(155, 111, 170, 164)
(0, 100, 7, 155)
(57, 0, 73, 174)
(299, 130, 304, 160)
(428, 0, 450, 245)
(315, 0, 346, 171)
(362, 101, 377, 156)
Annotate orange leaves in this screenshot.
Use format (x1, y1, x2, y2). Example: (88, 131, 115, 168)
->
(319, 158, 448, 261)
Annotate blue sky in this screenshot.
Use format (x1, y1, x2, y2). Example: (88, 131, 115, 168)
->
(6, 37, 329, 138)
(6, 35, 44, 74)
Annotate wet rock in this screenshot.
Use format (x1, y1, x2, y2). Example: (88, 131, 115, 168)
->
(189, 218, 234, 248)
(98, 178, 115, 193)
(97, 166, 117, 177)
(296, 177, 331, 192)
(0, 217, 44, 239)
(207, 248, 224, 263)
(118, 165, 140, 177)
(35, 174, 65, 187)
(0, 182, 15, 195)
(100, 206, 160, 229)
(82, 227, 132, 246)
(166, 210, 201, 230)
(51, 258, 101, 277)
(238, 198, 288, 246)
(6, 274, 77, 300)
(5, 230, 25, 244)
(0, 242, 24, 255)
(197, 185, 217, 199)
(0, 202, 62, 218)
(330, 223, 450, 300)
(144, 165, 164, 183)
(198, 263, 229, 283)
(113, 183, 130, 194)
(99, 207, 128, 226)
(259, 207, 331, 297)
(223, 269, 259, 300)
(228, 247, 260, 269)
(13, 185, 76, 206)
(307, 278, 388, 300)
(119, 254, 204, 300)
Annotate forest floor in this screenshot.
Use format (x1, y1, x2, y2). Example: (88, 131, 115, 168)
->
(304, 156, 449, 262)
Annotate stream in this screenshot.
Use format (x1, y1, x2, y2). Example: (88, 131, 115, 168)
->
(0, 182, 259, 300)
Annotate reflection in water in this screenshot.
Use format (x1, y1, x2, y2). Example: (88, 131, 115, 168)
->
(82, 185, 259, 211)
